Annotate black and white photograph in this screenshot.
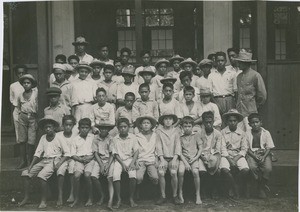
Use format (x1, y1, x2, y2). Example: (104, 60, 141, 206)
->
(0, 0, 299, 211)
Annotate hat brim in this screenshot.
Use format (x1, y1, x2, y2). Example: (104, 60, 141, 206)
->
(90, 62, 105, 68)
(169, 57, 184, 64)
(200, 93, 212, 97)
(104, 64, 115, 71)
(72, 42, 89, 46)
(135, 116, 157, 129)
(199, 63, 213, 67)
(46, 92, 61, 96)
(234, 58, 257, 63)
(138, 71, 156, 77)
(179, 61, 197, 68)
(155, 61, 170, 69)
(160, 78, 177, 84)
(75, 65, 93, 72)
(158, 114, 178, 125)
(95, 124, 115, 131)
(19, 77, 37, 88)
(121, 72, 136, 77)
(222, 112, 244, 122)
(38, 118, 59, 129)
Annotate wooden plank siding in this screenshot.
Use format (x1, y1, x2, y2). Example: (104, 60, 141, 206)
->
(264, 63, 300, 149)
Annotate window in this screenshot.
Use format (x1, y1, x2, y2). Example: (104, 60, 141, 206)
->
(144, 8, 174, 27)
(238, 6, 252, 49)
(116, 9, 135, 27)
(151, 29, 173, 60)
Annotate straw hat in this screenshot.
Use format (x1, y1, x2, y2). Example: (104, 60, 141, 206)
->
(138, 66, 156, 77)
(72, 36, 89, 46)
(75, 62, 93, 72)
(19, 74, 37, 88)
(53, 63, 67, 72)
(158, 114, 178, 125)
(38, 115, 59, 129)
(222, 109, 244, 122)
(198, 59, 213, 67)
(94, 123, 115, 131)
(135, 116, 157, 129)
(179, 58, 197, 68)
(90, 59, 105, 68)
(121, 65, 136, 76)
(169, 55, 184, 64)
(160, 72, 177, 84)
(154, 58, 170, 70)
(234, 49, 257, 63)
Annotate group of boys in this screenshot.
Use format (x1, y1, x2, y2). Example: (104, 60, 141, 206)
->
(10, 37, 273, 209)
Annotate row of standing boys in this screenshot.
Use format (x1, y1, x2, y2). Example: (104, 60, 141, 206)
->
(10, 36, 274, 209)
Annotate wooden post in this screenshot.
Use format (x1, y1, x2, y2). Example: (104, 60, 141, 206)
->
(36, 2, 51, 118)
(134, 0, 143, 64)
(256, 1, 267, 80)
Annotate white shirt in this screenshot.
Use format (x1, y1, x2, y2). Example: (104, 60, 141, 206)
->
(112, 133, 139, 161)
(76, 53, 94, 64)
(10, 81, 24, 107)
(208, 67, 237, 96)
(178, 86, 200, 103)
(198, 102, 221, 127)
(117, 83, 140, 100)
(70, 78, 97, 106)
(246, 128, 275, 151)
(134, 65, 156, 85)
(196, 76, 212, 92)
(72, 134, 95, 156)
(89, 102, 115, 126)
(34, 134, 71, 158)
(180, 102, 200, 119)
(56, 131, 76, 154)
(158, 98, 182, 118)
(136, 132, 157, 163)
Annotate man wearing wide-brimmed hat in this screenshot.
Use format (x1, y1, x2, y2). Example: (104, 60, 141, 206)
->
(235, 49, 267, 118)
(73, 36, 93, 64)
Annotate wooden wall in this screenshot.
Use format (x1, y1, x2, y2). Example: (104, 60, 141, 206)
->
(203, 1, 233, 58)
(263, 63, 300, 149)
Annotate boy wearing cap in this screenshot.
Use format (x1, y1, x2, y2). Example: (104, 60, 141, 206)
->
(16, 74, 38, 169)
(97, 63, 118, 104)
(70, 118, 95, 207)
(134, 116, 159, 199)
(132, 83, 159, 123)
(135, 50, 156, 85)
(178, 116, 203, 204)
(196, 59, 213, 92)
(221, 109, 249, 197)
(152, 58, 170, 88)
(178, 70, 200, 103)
(67, 55, 80, 82)
(19, 116, 70, 209)
(246, 113, 274, 199)
(156, 114, 181, 205)
(70, 62, 97, 121)
(44, 87, 70, 131)
(169, 55, 184, 79)
(116, 65, 139, 106)
(91, 123, 115, 209)
(73, 36, 93, 64)
(138, 67, 159, 101)
(90, 88, 115, 134)
(90, 59, 105, 84)
(10, 65, 27, 142)
(179, 58, 199, 88)
(112, 118, 139, 208)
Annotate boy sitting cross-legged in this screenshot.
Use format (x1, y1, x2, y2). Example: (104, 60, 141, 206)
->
(70, 118, 95, 207)
(19, 115, 70, 209)
(112, 118, 139, 208)
(156, 113, 182, 205)
(91, 123, 115, 210)
(178, 116, 203, 205)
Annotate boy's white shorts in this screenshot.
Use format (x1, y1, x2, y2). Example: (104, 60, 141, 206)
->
(56, 159, 75, 176)
(219, 157, 249, 170)
(91, 161, 114, 179)
(74, 160, 95, 174)
(113, 158, 136, 181)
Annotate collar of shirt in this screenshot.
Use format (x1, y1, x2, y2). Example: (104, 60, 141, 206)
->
(136, 99, 154, 103)
(94, 135, 111, 142)
(115, 133, 135, 141)
(78, 133, 94, 141)
(96, 102, 109, 110)
(180, 132, 196, 137)
(224, 126, 243, 135)
(52, 80, 70, 87)
(47, 103, 63, 111)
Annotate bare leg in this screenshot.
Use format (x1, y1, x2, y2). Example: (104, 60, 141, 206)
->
(156, 173, 167, 205)
(178, 171, 185, 203)
(18, 177, 30, 206)
(107, 177, 114, 210)
(170, 171, 178, 198)
(57, 175, 64, 206)
(38, 178, 48, 209)
(129, 178, 137, 207)
(84, 173, 93, 206)
(192, 170, 202, 204)
(69, 172, 81, 207)
(66, 174, 74, 202)
(92, 176, 104, 205)
(113, 181, 121, 208)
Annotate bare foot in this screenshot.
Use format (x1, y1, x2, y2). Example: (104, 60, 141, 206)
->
(85, 199, 93, 207)
(96, 197, 104, 206)
(66, 196, 74, 203)
(196, 196, 202, 205)
(129, 199, 137, 207)
(56, 199, 63, 207)
(18, 197, 29, 207)
(107, 201, 113, 211)
(69, 200, 78, 208)
(38, 202, 47, 209)
(178, 194, 184, 204)
(113, 199, 121, 209)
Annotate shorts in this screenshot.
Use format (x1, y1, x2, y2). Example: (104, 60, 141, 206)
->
(73, 103, 93, 122)
(56, 159, 75, 176)
(157, 158, 179, 176)
(21, 157, 62, 181)
(198, 157, 233, 172)
(178, 159, 199, 174)
(219, 157, 249, 171)
(18, 112, 37, 145)
(91, 160, 114, 179)
(136, 161, 158, 184)
(74, 159, 95, 174)
(113, 158, 136, 181)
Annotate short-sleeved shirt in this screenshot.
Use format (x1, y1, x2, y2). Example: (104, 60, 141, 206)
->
(132, 99, 159, 122)
(180, 102, 200, 120)
(198, 102, 221, 127)
(56, 131, 76, 154)
(156, 127, 182, 158)
(10, 81, 24, 107)
(115, 106, 133, 124)
(221, 126, 248, 157)
(180, 132, 202, 160)
(17, 89, 38, 114)
(92, 135, 113, 161)
(44, 104, 70, 127)
(200, 129, 228, 157)
(178, 86, 200, 103)
(70, 78, 97, 106)
(112, 75, 124, 85)
(76, 53, 94, 64)
(72, 134, 95, 156)
(134, 65, 156, 85)
(111, 133, 139, 161)
(34, 133, 71, 158)
(208, 67, 237, 96)
(117, 83, 140, 100)
(136, 132, 157, 163)
(89, 102, 115, 126)
(246, 128, 275, 151)
(196, 76, 212, 92)
(158, 98, 182, 118)
(52, 80, 72, 110)
(97, 80, 118, 102)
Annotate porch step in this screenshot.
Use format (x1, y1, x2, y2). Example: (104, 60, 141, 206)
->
(1, 142, 19, 158)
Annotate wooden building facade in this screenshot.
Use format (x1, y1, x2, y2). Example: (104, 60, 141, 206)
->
(2, 1, 300, 150)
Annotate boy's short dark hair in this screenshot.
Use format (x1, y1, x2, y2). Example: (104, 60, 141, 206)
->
(162, 82, 174, 90)
(117, 118, 130, 127)
(227, 48, 239, 55)
(96, 87, 107, 96)
(202, 111, 214, 120)
(215, 51, 227, 59)
(114, 57, 122, 65)
(98, 43, 109, 50)
(13, 64, 28, 74)
(125, 92, 135, 100)
(181, 116, 194, 126)
(78, 118, 92, 127)
(139, 83, 150, 91)
(68, 55, 80, 63)
(140, 50, 151, 58)
(62, 115, 76, 125)
(120, 47, 132, 56)
(183, 86, 195, 95)
(207, 53, 216, 60)
(55, 54, 67, 63)
(248, 113, 262, 122)
(179, 70, 192, 81)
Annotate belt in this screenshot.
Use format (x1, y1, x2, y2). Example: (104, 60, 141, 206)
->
(214, 94, 233, 98)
